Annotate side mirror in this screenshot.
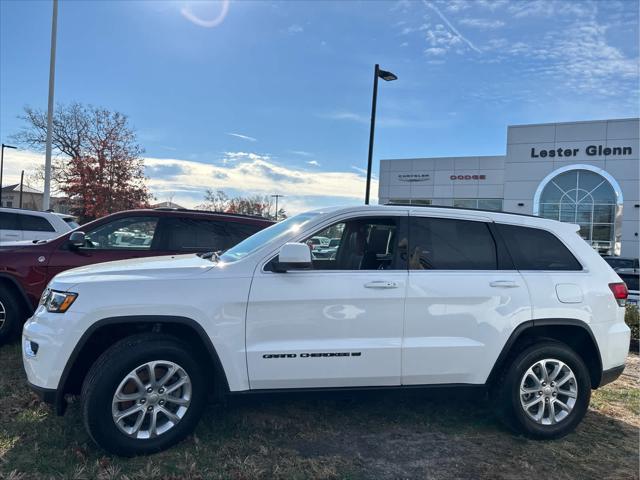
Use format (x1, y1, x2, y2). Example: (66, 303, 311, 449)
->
(68, 231, 86, 248)
(274, 242, 312, 272)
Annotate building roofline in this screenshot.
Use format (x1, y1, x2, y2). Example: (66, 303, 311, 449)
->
(381, 155, 506, 162)
(508, 117, 639, 129)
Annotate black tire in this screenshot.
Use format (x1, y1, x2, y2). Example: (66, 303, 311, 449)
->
(0, 284, 26, 344)
(81, 333, 207, 456)
(493, 340, 591, 439)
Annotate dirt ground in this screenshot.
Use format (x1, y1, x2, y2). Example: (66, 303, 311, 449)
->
(0, 342, 638, 479)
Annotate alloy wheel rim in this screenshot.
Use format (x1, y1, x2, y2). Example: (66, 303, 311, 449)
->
(111, 360, 192, 439)
(0, 300, 6, 330)
(519, 358, 578, 425)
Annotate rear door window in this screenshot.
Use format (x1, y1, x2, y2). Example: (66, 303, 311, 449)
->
(496, 224, 582, 271)
(19, 214, 55, 232)
(409, 216, 497, 270)
(162, 217, 232, 252)
(224, 222, 265, 247)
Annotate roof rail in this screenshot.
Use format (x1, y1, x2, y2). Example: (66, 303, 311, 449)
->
(152, 206, 273, 220)
(382, 203, 540, 218)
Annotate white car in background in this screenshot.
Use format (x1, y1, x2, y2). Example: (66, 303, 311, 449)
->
(0, 207, 78, 244)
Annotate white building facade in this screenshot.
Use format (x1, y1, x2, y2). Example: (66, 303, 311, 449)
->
(378, 118, 639, 257)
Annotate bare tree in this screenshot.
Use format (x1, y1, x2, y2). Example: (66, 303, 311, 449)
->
(13, 103, 152, 221)
(197, 189, 287, 220)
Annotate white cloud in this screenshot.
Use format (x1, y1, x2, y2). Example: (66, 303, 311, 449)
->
(425, 47, 447, 56)
(320, 111, 369, 123)
(226, 132, 257, 142)
(290, 150, 313, 157)
(4, 150, 377, 214)
(306, 160, 320, 166)
(287, 24, 304, 35)
(459, 18, 505, 29)
(180, 0, 230, 28)
(423, 1, 481, 54)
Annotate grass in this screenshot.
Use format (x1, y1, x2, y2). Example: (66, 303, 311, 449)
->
(1, 341, 638, 479)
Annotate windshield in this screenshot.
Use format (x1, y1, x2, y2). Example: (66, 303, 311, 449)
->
(219, 212, 319, 263)
(64, 218, 80, 229)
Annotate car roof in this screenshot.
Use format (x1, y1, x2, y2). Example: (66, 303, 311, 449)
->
(305, 204, 577, 231)
(109, 208, 274, 223)
(0, 207, 60, 217)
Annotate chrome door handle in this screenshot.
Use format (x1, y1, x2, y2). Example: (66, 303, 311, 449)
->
(489, 280, 519, 288)
(364, 280, 398, 289)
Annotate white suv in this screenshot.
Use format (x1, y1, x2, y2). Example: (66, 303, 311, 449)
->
(22, 205, 630, 455)
(0, 207, 78, 244)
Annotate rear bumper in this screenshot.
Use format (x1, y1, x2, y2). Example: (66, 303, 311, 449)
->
(599, 364, 625, 388)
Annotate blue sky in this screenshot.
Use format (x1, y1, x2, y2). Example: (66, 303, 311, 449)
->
(1, 0, 638, 212)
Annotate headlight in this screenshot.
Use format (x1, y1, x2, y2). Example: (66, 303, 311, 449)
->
(42, 289, 78, 313)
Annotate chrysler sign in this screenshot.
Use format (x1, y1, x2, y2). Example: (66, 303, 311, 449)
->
(398, 173, 431, 182)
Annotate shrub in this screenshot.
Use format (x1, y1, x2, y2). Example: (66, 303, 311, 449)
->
(625, 304, 639, 340)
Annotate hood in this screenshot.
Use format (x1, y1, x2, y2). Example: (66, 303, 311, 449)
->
(53, 254, 217, 286)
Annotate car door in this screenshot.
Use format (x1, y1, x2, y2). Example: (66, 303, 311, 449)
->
(246, 212, 409, 389)
(46, 215, 165, 280)
(18, 213, 57, 241)
(0, 211, 23, 242)
(402, 213, 531, 386)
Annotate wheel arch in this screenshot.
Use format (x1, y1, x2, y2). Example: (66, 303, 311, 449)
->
(487, 319, 604, 389)
(55, 315, 230, 415)
(0, 274, 32, 314)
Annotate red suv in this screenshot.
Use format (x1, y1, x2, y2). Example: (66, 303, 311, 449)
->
(0, 208, 273, 343)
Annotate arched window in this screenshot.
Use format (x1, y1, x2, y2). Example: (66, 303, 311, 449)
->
(534, 165, 623, 255)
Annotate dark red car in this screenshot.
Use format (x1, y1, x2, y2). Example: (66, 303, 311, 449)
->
(0, 208, 273, 343)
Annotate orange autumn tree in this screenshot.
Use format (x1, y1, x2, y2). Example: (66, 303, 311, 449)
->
(14, 103, 152, 222)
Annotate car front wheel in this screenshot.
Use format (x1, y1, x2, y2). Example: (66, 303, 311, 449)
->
(495, 340, 591, 439)
(81, 334, 206, 456)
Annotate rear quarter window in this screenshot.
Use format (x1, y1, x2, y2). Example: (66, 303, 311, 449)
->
(496, 224, 582, 271)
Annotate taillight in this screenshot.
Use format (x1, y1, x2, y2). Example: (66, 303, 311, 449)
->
(609, 282, 628, 307)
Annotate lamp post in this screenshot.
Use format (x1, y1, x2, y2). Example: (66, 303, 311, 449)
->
(43, 0, 59, 211)
(364, 64, 397, 205)
(0, 143, 18, 206)
(271, 194, 284, 221)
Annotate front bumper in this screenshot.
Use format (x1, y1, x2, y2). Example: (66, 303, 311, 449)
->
(27, 381, 57, 405)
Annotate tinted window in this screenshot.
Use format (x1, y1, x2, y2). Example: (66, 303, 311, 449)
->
(496, 224, 582, 271)
(163, 218, 231, 251)
(620, 273, 639, 291)
(409, 217, 497, 270)
(297, 217, 406, 271)
(225, 222, 264, 246)
(19, 214, 55, 232)
(84, 217, 159, 250)
(0, 212, 19, 230)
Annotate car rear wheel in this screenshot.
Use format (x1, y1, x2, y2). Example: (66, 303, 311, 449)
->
(494, 340, 591, 439)
(0, 285, 24, 344)
(81, 334, 206, 456)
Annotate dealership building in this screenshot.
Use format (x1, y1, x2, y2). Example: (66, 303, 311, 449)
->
(378, 118, 639, 257)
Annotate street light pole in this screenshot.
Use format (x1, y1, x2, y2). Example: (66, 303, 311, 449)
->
(271, 194, 284, 221)
(43, 0, 59, 211)
(0, 143, 18, 206)
(365, 64, 397, 205)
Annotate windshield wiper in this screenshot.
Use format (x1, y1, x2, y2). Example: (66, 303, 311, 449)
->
(197, 250, 221, 262)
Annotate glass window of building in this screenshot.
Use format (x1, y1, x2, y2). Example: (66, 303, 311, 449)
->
(537, 169, 618, 254)
(453, 199, 503, 211)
